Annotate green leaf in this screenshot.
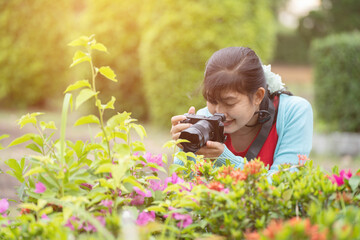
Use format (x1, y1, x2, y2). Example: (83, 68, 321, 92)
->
(169, 164, 187, 175)
(99, 66, 117, 82)
(75, 89, 98, 109)
(0, 134, 9, 141)
(95, 163, 113, 174)
(122, 176, 145, 191)
(130, 123, 147, 140)
(282, 189, 293, 202)
(24, 166, 45, 177)
(91, 43, 108, 53)
(64, 80, 91, 93)
(68, 36, 90, 47)
(26, 143, 43, 154)
(74, 115, 100, 126)
(17, 112, 44, 129)
(100, 96, 116, 110)
(8, 133, 36, 147)
(349, 176, 360, 192)
(70, 50, 91, 68)
(40, 121, 57, 130)
(146, 206, 166, 213)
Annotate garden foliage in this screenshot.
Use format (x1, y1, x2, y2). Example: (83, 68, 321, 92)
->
(1, 37, 360, 239)
(311, 31, 360, 132)
(139, 0, 276, 126)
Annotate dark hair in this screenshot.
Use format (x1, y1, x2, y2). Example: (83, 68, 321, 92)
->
(202, 47, 269, 109)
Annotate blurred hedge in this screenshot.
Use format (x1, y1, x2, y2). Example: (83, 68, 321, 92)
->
(140, 0, 276, 126)
(81, 0, 147, 120)
(273, 30, 309, 64)
(0, 1, 73, 109)
(311, 31, 360, 132)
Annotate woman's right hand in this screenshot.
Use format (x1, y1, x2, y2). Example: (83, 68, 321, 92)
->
(170, 106, 196, 142)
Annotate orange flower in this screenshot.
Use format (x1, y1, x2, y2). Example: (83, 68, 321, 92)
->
(298, 154, 310, 166)
(207, 181, 225, 192)
(230, 169, 247, 183)
(244, 230, 260, 240)
(244, 160, 263, 176)
(263, 220, 284, 239)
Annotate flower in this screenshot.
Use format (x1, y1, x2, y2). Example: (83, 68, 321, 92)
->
(330, 169, 352, 186)
(244, 160, 263, 176)
(133, 186, 152, 198)
(34, 182, 46, 193)
(0, 199, 9, 214)
(100, 199, 113, 208)
(207, 181, 225, 192)
(148, 179, 167, 191)
(262, 65, 285, 94)
(41, 214, 49, 220)
(136, 211, 155, 226)
(143, 152, 163, 171)
(298, 154, 310, 166)
(165, 172, 184, 185)
(130, 195, 145, 206)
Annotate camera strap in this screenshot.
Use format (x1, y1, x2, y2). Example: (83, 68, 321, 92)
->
(245, 97, 278, 161)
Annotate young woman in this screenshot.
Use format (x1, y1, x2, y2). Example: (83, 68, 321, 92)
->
(170, 47, 313, 175)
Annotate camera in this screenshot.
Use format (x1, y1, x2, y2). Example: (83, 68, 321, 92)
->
(179, 113, 226, 153)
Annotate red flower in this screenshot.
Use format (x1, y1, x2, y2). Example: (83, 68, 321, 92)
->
(230, 169, 247, 183)
(207, 181, 225, 192)
(298, 154, 309, 165)
(20, 208, 31, 215)
(244, 160, 263, 176)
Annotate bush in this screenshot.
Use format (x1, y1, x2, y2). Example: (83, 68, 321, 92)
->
(139, 0, 276, 126)
(0, 0, 73, 109)
(273, 30, 309, 64)
(311, 31, 360, 132)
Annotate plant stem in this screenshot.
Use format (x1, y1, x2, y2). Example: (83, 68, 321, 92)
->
(88, 50, 112, 161)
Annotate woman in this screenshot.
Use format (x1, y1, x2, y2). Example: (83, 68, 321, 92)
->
(170, 47, 313, 175)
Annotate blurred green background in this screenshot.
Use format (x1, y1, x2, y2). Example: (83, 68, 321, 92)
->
(1, 0, 360, 167)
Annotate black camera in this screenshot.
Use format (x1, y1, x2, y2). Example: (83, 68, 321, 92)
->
(179, 113, 226, 153)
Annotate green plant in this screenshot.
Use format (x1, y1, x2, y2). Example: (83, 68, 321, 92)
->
(311, 31, 360, 132)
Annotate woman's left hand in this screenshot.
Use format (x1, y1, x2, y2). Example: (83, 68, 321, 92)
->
(196, 141, 224, 159)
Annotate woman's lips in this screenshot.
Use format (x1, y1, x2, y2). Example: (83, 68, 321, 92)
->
(223, 120, 234, 127)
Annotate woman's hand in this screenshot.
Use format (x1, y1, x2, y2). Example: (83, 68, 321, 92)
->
(170, 106, 196, 142)
(196, 141, 224, 159)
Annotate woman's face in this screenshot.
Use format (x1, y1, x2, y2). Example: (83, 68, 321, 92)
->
(206, 89, 263, 134)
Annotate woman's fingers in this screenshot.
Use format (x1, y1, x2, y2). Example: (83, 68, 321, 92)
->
(188, 106, 196, 114)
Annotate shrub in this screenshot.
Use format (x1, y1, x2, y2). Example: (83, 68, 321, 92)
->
(0, 0, 74, 109)
(311, 31, 360, 132)
(139, 0, 276, 126)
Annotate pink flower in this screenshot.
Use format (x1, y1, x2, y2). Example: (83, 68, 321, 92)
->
(0, 199, 9, 213)
(340, 169, 352, 180)
(100, 199, 113, 208)
(133, 186, 152, 198)
(136, 211, 155, 226)
(130, 195, 145, 206)
(164, 207, 193, 229)
(64, 216, 79, 230)
(298, 154, 309, 165)
(144, 152, 163, 171)
(330, 169, 352, 186)
(41, 214, 49, 220)
(175, 213, 193, 228)
(165, 172, 184, 185)
(148, 179, 167, 191)
(34, 182, 46, 193)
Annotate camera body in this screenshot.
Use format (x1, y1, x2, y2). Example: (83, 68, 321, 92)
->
(179, 113, 226, 153)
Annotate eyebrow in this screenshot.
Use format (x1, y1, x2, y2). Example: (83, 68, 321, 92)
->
(220, 96, 238, 101)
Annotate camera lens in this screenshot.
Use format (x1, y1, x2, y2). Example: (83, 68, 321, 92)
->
(180, 120, 213, 153)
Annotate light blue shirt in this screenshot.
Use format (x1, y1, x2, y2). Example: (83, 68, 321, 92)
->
(174, 94, 313, 176)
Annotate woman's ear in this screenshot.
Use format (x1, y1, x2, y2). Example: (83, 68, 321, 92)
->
(254, 87, 265, 105)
